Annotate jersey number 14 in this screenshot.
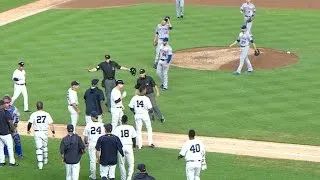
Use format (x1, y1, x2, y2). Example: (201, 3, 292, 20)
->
(136, 100, 144, 107)
(190, 144, 201, 153)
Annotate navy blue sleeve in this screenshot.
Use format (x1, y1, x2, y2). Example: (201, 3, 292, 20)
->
(95, 136, 102, 151)
(135, 79, 140, 89)
(116, 136, 124, 156)
(99, 89, 105, 101)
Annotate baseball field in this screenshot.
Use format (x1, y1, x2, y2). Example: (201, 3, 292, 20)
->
(1, 0, 320, 179)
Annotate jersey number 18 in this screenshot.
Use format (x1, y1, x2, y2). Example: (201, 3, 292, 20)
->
(121, 130, 129, 137)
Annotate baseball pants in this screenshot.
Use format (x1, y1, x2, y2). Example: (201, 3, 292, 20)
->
(0, 134, 16, 164)
(4, 132, 23, 157)
(34, 131, 49, 169)
(85, 115, 103, 124)
(11, 84, 28, 111)
(186, 161, 202, 180)
(68, 106, 79, 133)
(236, 46, 253, 73)
(88, 145, 97, 179)
(146, 93, 163, 119)
(154, 39, 164, 64)
(66, 162, 80, 180)
(118, 145, 134, 180)
(244, 16, 253, 35)
(176, 0, 184, 17)
(156, 60, 170, 89)
(111, 107, 123, 131)
(104, 79, 116, 112)
(100, 164, 117, 179)
(135, 114, 153, 148)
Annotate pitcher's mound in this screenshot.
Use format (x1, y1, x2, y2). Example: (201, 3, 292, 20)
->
(172, 47, 298, 71)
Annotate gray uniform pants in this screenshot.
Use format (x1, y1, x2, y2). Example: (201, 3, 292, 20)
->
(104, 79, 116, 111)
(146, 93, 163, 119)
(156, 60, 170, 89)
(176, 0, 184, 17)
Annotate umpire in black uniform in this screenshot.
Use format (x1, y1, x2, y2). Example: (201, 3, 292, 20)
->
(60, 124, 85, 180)
(87, 54, 134, 112)
(96, 123, 124, 180)
(84, 79, 105, 124)
(135, 69, 165, 123)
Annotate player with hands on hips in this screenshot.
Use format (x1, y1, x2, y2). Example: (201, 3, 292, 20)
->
(67, 81, 80, 133)
(229, 25, 259, 75)
(240, 0, 256, 35)
(110, 80, 127, 131)
(176, 0, 184, 18)
(11, 61, 30, 112)
(3, 95, 24, 158)
(83, 111, 105, 180)
(113, 115, 137, 180)
(153, 16, 173, 68)
(27, 101, 55, 170)
(178, 129, 207, 180)
(129, 86, 155, 149)
(156, 37, 173, 91)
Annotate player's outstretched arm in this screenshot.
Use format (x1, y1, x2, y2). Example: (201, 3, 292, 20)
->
(87, 67, 98, 72)
(251, 42, 258, 51)
(120, 66, 130, 71)
(229, 41, 238, 47)
(154, 85, 160, 97)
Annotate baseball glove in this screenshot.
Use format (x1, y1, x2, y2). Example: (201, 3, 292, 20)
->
(130, 67, 137, 76)
(254, 49, 260, 56)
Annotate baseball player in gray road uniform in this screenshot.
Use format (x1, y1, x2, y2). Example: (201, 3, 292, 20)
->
(156, 37, 173, 91)
(240, 0, 256, 35)
(229, 25, 259, 75)
(153, 16, 173, 69)
(176, 0, 184, 18)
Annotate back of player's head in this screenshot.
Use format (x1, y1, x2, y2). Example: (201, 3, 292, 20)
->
(139, 85, 147, 94)
(188, 129, 196, 138)
(121, 115, 128, 124)
(36, 101, 43, 110)
(104, 123, 112, 133)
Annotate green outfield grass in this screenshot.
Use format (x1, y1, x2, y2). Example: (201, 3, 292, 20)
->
(0, 136, 319, 180)
(0, 0, 34, 12)
(1, 4, 320, 145)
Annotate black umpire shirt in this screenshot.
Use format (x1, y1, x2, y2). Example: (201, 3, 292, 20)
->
(60, 134, 85, 164)
(84, 87, 105, 115)
(95, 134, 124, 166)
(97, 61, 121, 79)
(0, 109, 12, 135)
(135, 76, 156, 95)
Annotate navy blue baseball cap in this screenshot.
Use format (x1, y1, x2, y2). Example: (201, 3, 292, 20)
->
(67, 124, 74, 132)
(241, 25, 247, 30)
(18, 61, 25, 67)
(163, 37, 169, 42)
(91, 79, 99, 85)
(90, 111, 98, 118)
(116, 79, 124, 85)
(139, 69, 146, 74)
(137, 164, 146, 172)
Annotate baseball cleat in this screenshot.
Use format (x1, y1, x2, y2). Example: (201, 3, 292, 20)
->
(162, 88, 168, 91)
(149, 144, 155, 148)
(177, 16, 180, 18)
(160, 84, 164, 89)
(24, 110, 31, 112)
(0, 163, 6, 167)
(247, 70, 253, 73)
(9, 163, 19, 167)
(180, 15, 184, 18)
(160, 118, 166, 123)
(233, 71, 241, 75)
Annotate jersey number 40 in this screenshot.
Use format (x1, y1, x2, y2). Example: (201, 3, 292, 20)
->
(36, 116, 46, 123)
(90, 127, 102, 135)
(190, 144, 201, 153)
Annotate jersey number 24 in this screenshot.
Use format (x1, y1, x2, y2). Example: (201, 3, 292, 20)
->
(90, 127, 102, 135)
(190, 144, 201, 153)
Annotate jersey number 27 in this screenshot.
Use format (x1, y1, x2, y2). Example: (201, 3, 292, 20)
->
(36, 116, 46, 123)
(190, 144, 200, 153)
